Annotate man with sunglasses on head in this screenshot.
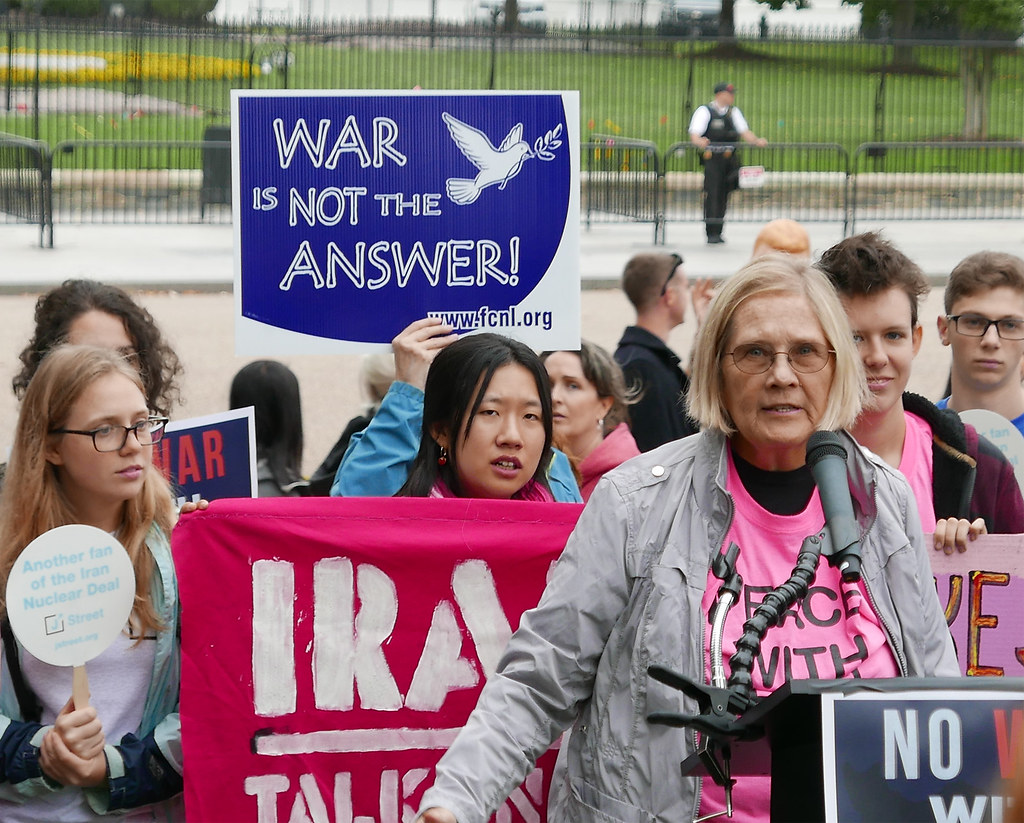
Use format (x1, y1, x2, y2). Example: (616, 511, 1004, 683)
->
(614, 252, 712, 452)
(937, 251, 1024, 437)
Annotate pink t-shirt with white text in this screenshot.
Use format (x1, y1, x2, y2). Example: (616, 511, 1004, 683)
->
(898, 411, 936, 532)
(698, 451, 899, 822)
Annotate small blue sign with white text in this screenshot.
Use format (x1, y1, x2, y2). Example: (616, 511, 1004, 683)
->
(155, 409, 257, 505)
(232, 90, 580, 354)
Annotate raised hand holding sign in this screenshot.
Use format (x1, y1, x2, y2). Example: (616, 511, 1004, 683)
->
(5, 524, 137, 710)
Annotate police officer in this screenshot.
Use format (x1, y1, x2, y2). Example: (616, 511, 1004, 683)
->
(688, 82, 767, 244)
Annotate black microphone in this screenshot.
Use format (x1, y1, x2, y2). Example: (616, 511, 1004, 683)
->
(805, 430, 862, 582)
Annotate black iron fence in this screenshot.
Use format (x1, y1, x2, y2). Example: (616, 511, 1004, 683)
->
(50, 138, 232, 223)
(3, 17, 1024, 157)
(4, 16, 1024, 244)
(850, 141, 1024, 232)
(6, 135, 1023, 246)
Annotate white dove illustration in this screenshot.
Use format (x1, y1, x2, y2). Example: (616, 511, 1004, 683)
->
(442, 112, 533, 205)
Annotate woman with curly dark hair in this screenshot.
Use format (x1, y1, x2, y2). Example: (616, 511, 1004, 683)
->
(12, 279, 183, 418)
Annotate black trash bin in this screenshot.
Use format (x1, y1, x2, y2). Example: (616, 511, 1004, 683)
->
(200, 124, 231, 219)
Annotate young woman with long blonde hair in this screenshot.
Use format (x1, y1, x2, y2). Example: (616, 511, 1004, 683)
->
(0, 344, 184, 821)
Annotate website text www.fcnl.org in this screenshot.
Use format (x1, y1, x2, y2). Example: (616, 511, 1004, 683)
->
(427, 305, 553, 332)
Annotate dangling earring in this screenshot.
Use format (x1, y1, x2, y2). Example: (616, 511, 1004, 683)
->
(438, 446, 448, 467)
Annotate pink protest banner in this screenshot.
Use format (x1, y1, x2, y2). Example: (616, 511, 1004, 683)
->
(929, 534, 1024, 677)
(173, 496, 583, 823)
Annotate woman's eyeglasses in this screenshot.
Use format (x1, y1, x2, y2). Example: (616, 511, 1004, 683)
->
(50, 416, 169, 453)
(726, 343, 835, 375)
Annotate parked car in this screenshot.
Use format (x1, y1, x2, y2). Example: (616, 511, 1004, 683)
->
(656, 0, 720, 37)
(473, 0, 547, 31)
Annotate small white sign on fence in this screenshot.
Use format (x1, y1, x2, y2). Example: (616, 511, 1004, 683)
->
(738, 165, 766, 189)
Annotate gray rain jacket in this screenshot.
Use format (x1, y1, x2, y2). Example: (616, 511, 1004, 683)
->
(419, 430, 960, 823)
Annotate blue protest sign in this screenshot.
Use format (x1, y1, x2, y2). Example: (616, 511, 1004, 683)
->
(155, 409, 257, 505)
(232, 90, 580, 353)
(822, 689, 1024, 822)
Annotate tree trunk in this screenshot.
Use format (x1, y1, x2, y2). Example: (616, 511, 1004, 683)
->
(718, 0, 735, 37)
(891, 0, 915, 67)
(503, 0, 518, 32)
(961, 46, 991, 140)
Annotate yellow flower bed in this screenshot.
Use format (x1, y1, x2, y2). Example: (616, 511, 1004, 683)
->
(0, 49, 257, 83)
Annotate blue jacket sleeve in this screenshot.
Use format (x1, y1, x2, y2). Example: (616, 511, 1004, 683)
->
(0, 719, 55, 796)
(332, 381, 424, 497)
(548, 449, 583, 503)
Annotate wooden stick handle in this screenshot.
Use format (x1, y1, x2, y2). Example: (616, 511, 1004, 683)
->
(72, 665, 90, 710)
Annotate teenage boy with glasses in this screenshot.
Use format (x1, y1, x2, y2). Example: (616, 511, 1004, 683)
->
(936, 251, 1024, 436)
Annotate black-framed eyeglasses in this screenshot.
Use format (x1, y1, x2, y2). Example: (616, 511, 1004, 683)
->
(946, 314, 1024, 340)
(726, 343, 835, 375)
(661, 253, 684, 296)
(51, 417, 169, 453)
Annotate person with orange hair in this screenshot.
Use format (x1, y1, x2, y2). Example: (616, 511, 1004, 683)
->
(751, 218, 811, 259)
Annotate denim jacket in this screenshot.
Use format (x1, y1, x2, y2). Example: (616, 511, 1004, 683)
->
(0, 525, 182, 817)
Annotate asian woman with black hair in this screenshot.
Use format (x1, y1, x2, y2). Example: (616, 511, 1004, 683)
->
(333, 319, 580, 502)
(350, 332, 556, 501)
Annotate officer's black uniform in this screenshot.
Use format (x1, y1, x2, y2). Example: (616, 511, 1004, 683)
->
(700, 105, 740, 243)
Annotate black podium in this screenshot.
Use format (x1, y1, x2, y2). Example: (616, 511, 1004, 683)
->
(681, 678, 1024, 822)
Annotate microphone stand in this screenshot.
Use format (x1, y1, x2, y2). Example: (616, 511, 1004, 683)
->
(648, 527, 847, 821)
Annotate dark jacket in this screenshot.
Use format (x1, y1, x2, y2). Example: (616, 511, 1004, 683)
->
(614, 326, 697, 452)
(305, 411, 376, 496)
(904, 391, 1024, 533)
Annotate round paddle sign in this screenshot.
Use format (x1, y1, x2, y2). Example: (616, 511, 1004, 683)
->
(958, 408, 1024, 496)
(6, 524, 136, 668)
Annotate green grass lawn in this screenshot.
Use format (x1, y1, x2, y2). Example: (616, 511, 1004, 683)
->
(3, 27, 1023, 171)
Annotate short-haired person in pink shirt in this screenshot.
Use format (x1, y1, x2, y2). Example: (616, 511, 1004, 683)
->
(414, 256, 958, 823)
(816, 232, 1024, 554)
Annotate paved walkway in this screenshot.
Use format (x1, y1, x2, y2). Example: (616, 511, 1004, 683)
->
(5, 217, 1024, 292)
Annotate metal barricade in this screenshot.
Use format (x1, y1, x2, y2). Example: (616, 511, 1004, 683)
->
(582, 136, 662, 244)
(661, 141, 851, 242)
(51, 140, 232, 224)
(0, 134, 53, 247)
(851, 142, 1024, 232)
